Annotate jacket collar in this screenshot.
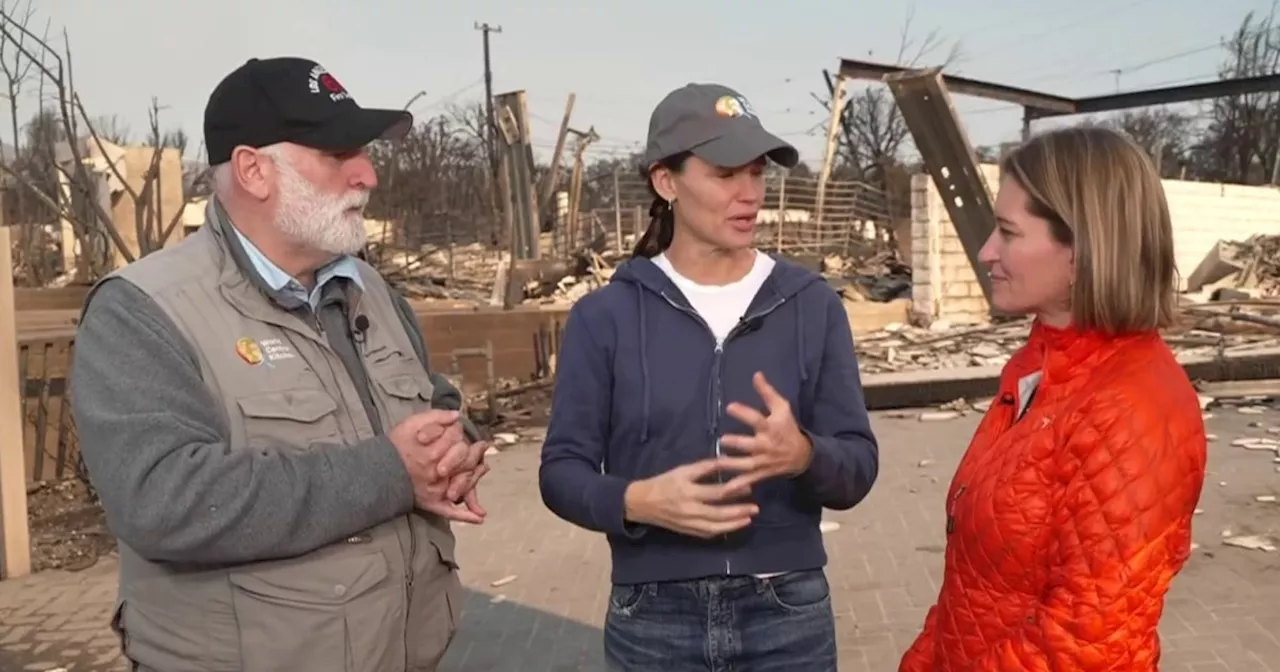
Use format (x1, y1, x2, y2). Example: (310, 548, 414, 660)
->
(1024, 319, 1159, 383)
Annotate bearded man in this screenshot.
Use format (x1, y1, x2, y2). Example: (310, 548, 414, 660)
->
(69, 57, 486, 672)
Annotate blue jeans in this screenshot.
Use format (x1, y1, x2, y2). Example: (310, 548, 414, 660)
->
(603, 569, 837, 671)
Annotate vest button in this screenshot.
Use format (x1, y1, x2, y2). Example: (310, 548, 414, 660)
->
(334, 584, 347, 597)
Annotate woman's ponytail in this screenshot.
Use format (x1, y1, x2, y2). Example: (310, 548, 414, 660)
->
(631, 196, 674, 258)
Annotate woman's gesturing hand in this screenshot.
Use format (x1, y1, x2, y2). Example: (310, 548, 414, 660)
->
(619, 372, 813, 539)
(623, 458, 758, 538)
(719, 372, 814, 489)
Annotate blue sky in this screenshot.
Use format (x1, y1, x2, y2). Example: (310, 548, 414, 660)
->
(16, 0, 1274, 166)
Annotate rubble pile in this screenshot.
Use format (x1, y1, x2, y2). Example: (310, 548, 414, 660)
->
(520, 245, 911, 306)
(25, 477, 115, 572)
(370, 241, 506, 304)
(856, 320, 1030, 373)
(364, 215, 910, 308)
(1186, 233, 1280, 297)
(466, 376, 556, 431)
(822, 251, 912, 303)
(521, 248, 620, 305)
(855, 310, 1280, 375)
(1235, 234, 1280, 294)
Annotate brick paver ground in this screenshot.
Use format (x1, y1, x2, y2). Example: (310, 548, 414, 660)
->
(1, 408, 1278, 671)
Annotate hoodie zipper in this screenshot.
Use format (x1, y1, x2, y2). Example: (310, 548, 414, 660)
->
(657, 291, 788, 575)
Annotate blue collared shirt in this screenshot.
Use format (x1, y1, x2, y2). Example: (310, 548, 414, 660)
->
(231, 227, 363, 310)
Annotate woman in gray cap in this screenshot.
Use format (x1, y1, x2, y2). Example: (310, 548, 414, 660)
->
(540, 83, 880, 670)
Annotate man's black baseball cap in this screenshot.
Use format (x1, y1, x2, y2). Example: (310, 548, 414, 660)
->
(203, 57, 413, 165)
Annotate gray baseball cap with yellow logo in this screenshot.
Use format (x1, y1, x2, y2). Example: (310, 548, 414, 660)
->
(640, 82, 799, 176)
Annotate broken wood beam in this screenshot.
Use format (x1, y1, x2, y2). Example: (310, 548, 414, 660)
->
(494, 90, 540, 261)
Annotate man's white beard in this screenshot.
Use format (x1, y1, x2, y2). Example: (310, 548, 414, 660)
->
(272, 157, 370, 256)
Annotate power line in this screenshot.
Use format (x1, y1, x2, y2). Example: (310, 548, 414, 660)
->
(1126, 71, 1224, 89)
(963, 3, 1136, 42)
(1120, 43, 1223, 73)
(410, 79, 483, 116)
(964, 0, 1163, 63)
(1025, 41, 1224, 87)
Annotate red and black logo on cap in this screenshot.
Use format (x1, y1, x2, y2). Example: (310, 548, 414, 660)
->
(308, 65, 351, 103)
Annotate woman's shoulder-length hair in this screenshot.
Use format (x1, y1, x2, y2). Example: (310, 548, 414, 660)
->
(999, 125, 1179, 335)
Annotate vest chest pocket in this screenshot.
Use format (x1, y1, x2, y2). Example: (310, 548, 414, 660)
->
(372, 369, 435, 427)
(228, 552, 404, 672)
(235, 388, 344, 450)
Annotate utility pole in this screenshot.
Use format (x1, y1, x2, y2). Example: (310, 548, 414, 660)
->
(474, 21, 503, 177)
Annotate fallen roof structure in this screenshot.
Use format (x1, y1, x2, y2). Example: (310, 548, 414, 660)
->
(837, 58, 1280, 133)
(831, 59, 1280, 315)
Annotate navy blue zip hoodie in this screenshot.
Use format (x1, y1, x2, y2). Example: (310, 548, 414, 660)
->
(538, 254, 879, 585)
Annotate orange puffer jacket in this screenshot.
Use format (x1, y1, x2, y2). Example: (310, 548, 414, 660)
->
(899, 321, 1207, 671)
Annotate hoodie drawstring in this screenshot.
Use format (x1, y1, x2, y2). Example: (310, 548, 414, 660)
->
(796, 297, 808, 382)
(636, 283, 651, 444)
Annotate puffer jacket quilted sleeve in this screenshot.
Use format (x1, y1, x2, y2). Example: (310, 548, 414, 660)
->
(899, 323, 1208, 671)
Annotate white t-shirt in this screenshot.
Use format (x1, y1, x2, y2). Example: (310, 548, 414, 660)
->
(651, 251, 775, 344)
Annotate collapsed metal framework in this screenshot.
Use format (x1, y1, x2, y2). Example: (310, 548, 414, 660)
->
(839, 59, 1280, 140)
(834, 58, 1280, 311)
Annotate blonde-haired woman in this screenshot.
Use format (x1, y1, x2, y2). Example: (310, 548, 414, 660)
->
(899, 126, 1207, 671)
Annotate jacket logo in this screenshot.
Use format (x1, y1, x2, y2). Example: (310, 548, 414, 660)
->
(236, 337, 264, 366)
(236, 337, 297, 368)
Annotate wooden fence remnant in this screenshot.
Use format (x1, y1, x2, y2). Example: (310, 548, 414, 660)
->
(0, 224, 33, 579)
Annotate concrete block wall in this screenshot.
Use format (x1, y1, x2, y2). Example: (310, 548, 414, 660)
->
(1163, 181, 1280, 286)
(911, 165, 1280, 323)
(911, 164, 1002, 325)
